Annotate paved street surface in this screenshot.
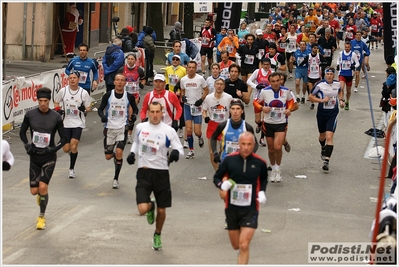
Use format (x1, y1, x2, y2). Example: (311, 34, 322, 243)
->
(2, 38, 394, 265)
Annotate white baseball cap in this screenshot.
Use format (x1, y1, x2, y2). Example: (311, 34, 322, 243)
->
(153, 74, 165, 81)
(256, 29, 263, 35)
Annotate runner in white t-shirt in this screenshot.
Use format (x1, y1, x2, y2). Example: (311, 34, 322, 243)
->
(54, 71, 92, 179)
(180, 61, 209, 159)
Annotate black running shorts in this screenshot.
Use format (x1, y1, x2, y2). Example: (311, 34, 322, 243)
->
(225, 209, 258, 230)
(135, 168, 172, 208)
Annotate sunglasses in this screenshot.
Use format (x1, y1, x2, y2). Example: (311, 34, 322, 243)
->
(172, 58, 180, 61)
(230, 98, 243, 105)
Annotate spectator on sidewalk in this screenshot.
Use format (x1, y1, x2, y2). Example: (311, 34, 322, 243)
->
(169, 22, 183, 43)
(142, 27, 156, 86)
(61, 3, 83, 58)
(118, 28, 135, 53)
(103, 38, 125, 93)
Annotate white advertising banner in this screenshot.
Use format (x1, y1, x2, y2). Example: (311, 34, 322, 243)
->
(194, 2, 212, 13)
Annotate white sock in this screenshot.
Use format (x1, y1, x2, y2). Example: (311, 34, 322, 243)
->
(275, 165, 280, 171)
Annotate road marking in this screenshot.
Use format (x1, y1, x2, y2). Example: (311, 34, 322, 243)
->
(3, 248, 27, 264)
(39, 205, 94, 240)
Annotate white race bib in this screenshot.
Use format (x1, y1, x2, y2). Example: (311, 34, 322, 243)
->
(78, 71, 88, 84)
(324, 49, 331, 57)
(32, 131, 51, 148)
(211, 109, 226, 123)
(226, 140, 239, 154)
(141, 138, 159, 155)
(230, 184, 252, 206)
(323, 96, 336, 109)
(270, 107, 284, 121)
(244, 54, 255, 65)
(190, 105, 202, 116)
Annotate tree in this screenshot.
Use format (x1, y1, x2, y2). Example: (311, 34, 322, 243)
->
(147, 3, 164, 41)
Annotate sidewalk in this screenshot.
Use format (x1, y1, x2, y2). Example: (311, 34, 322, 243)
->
(2, 15, 207, 80)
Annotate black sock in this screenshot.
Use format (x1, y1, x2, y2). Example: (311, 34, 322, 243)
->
(319, 139, 326, 149)
(70, 152, 78, 169)
(154, 232, 161, 236)
(39, 194, 49, 216)
(114, 158, 123, 180)
(325, 145, 334, 158)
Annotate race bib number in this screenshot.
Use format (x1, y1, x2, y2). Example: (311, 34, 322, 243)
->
(126, 82, 139, 94)
(323, 96, 336, 109)
(288, 42, 296, 51)
(168, 74, 179, 86)
(244, 54, 255, 65)
(202, 37, 209, 45)
(32, 131, 50, 148)
(354, 50, 360, 60)
(342, 60, 351, 70)
(230, 184, 252, 206)
(347, 32, 353, 39)
(141, 138, 159, 155)
(78, 71, 88, 84)
(258, 49, 265, 59)
(226, 45, 233, 53)
(190, 105, 202, 116)
(212, 109, 225, 123)
(226, 140, 239, 154)
(310, 64, 319, 72)
(220, 68, 229, 79)
(279, 42, 287, 49)
(297, 57, 304, 65)
(111, 106, 125, 118)
(270, 107, 284, 121)
(371, 25, 377, 31)
(324, 49, 332, 57)
(66, 104, 79, 117)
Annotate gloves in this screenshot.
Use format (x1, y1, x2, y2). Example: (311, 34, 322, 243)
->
(78, 103, 86, 113)
(221, 178, 236, 191)
(3, 161, 11, 171)
(172, 120, 179, 131)
(165, 84, 169, 91)
(139, 83, 144, 89)
(24, 143, 36, 155)
(127, 152, 136, 165)
(44, 146, 57, 154)
(182, 95, 187, 103)
(54, 106, 65, 116)
(142, 117, 148, 123)
(213, 152, 221, 163)
(336, 65, 340, 71)
(256, 84, 265, 90)
(168, 149, 180, 163)
(194, 99, 203, 107)
(204, 117, 210, 123)
(101, 116, 108, 123)
(257, 191, 267, 204)
(351, 65, 355, 70)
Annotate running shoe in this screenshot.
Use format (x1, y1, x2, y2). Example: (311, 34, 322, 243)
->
(301, 97, 305, 104)
(224, 219, 228, 230)
(198, 137, 204, 148)
(321, 149, 326, 161)
(284, 142, 291, 153)
(275, 170, 282, 183)
(296, 97, 300, 103)
(267, 166, 272, 171)
(152, 233, 162, 251)
(310, 103, 315, 110)
(259, 138, 266, 147)
(127, 135, 133, 144)
(36, 216, 46, 230)
(345, 102, 349, 110)
(269, 170, 276, 183)
(112, 179, 119, 189)
(322, 161, 329, 172)
(256, 125, 261, 134)
(36, 194, 40, 206)
(366, 65, 370, 71)
(183, 140, 189, 149)
(371, 47, 374, 50)
(288, 73, 293, 79)
(178, 129, 183, 138)
(185, 150, 195, 159)
(68, 169, 76, 179)
(147, 200, 155, 225)
(354, 87, 358, 93)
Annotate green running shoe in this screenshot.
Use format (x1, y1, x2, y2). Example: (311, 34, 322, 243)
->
(146, 201, 155, 225)
(152, 233, 162, 251)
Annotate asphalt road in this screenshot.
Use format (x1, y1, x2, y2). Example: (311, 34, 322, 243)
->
(2, 46, 393, 265)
